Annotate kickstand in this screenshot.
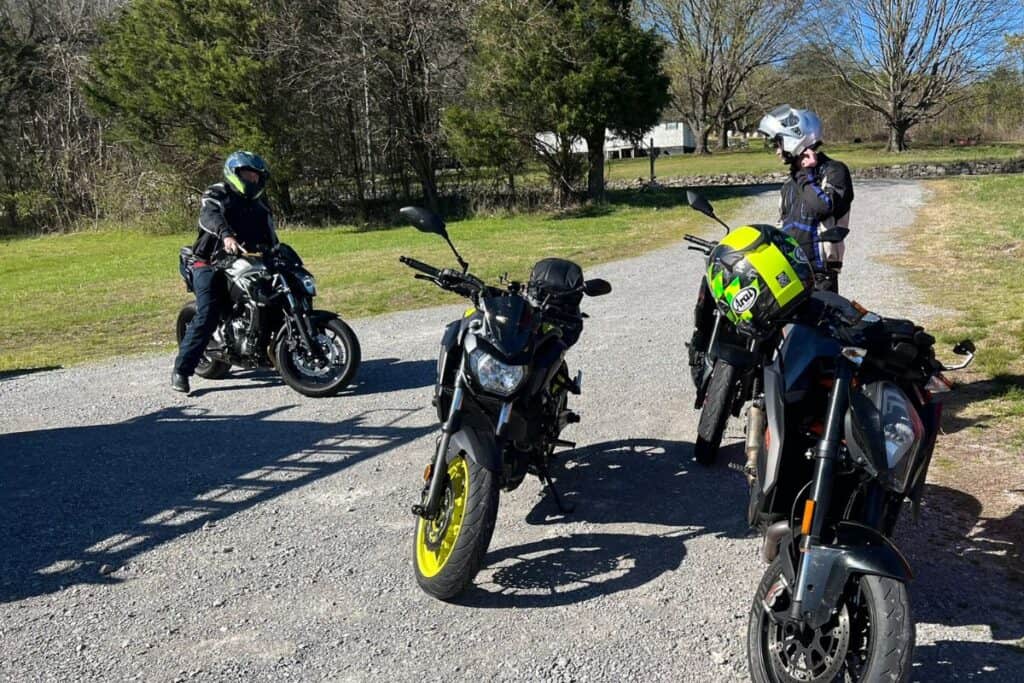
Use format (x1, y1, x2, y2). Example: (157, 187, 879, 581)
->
(540, 469, 575, 514)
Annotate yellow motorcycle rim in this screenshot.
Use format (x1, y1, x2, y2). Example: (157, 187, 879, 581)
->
(415, 456, 469, 578)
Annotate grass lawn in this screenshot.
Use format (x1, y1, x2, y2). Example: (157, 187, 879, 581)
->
(607, 142, 1024, 181)
(0, 188, 748, 372)
(898, 174, 1024, 445)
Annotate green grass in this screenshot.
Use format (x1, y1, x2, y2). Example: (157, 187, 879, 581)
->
(0, 187, 748, 371)
(608, 142, 1024, 181)
(899, 174, 1024, 440)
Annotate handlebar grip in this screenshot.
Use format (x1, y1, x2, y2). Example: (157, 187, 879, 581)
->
(399, 256, 441, 278)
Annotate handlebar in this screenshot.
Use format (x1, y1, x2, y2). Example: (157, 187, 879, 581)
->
(399, 255, 442, 278)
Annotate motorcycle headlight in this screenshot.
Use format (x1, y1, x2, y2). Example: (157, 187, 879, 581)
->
(878, 384, 924, 492)
(469, 348, 525, 396)
(301, 274, 317, 295)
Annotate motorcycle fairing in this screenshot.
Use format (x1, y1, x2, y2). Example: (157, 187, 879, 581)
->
(477, 295, 535, 363)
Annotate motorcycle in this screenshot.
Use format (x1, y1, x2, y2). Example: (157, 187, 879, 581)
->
(397, 206, 611, 600)
(176, 242, 361, 397)
(685, 194, 975, 681)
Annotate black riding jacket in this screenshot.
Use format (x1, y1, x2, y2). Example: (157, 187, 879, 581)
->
(778, 152, 853, 271)
(191, 182, 277, 261)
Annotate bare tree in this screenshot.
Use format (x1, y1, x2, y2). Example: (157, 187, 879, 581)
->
(816, 0, 1015, 152)
(639, 0, 803, 154)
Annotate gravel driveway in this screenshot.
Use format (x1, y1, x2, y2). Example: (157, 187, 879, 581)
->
(2, 180, 1020, 681)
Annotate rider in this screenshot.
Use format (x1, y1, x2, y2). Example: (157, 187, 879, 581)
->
(757, 105, 853, 293)
(171, 151, 276, 393)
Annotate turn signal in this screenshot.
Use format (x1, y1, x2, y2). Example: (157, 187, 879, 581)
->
(801, 499, 815, 537)
(423, 464, 433, 482)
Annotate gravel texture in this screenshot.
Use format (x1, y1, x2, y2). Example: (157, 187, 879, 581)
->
(2, 180, 1020, 682)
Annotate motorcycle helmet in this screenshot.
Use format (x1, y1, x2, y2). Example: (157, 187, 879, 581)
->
(223, 150, 270, 200)
(757, 105, 823, 158)
(706, 225, 813, 335)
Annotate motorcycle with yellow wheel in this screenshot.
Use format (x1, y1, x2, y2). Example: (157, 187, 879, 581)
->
(398, 207, 611, 600)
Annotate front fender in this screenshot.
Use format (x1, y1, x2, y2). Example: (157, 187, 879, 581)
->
(794, 521, 913, 629)
(446, 425, 501, 474)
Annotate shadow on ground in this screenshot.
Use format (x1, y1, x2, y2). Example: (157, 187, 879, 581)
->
(185, 357, 435, 398)
(939, 373, 1024, 434)
(457, 438, 752, 608)
(900, 483, 1024, 678)
(0, 404, 433, 603)
(0, 366, 62, 382)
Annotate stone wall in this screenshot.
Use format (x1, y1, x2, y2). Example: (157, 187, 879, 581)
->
(607, 157, 1024, 190)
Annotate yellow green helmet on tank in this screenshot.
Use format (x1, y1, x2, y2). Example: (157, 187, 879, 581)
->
(706, 224, 813, 335)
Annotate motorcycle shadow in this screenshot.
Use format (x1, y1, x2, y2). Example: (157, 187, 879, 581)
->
(457, 438, 752, 609)
(912, 641, 1024, 682)
(185, 357, 435, 398)
(901, 484, 1024, 651)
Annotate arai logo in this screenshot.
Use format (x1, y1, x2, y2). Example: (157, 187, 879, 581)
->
(731, 286, 759, 313)
(792, 246, 810, 263)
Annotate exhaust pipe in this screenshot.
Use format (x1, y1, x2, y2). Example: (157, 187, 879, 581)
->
(762, 521, 790, 563)
(745, 401, 765, 485)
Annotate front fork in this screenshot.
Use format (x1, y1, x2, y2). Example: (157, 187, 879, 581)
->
(414, 374, 466, 519)
(790, 358, 853, 621)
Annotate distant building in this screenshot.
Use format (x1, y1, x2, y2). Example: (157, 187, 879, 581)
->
(536, 122, 696, 159)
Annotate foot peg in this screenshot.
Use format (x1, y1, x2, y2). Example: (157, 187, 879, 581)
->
(564, 411, 581, 424)
(553, 439, 576, 450)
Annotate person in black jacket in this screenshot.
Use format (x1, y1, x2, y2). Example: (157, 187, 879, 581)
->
(757, 105, 853, 293)
(171, 151, 277, 393)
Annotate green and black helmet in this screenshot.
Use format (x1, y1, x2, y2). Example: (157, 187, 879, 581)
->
(706, 224, 813, 335)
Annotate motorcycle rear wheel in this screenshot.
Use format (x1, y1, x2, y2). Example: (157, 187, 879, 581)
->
(274, 318, 360, 397)
(694, 360, 736, 465)
(747, 555, 914, 683)
(413, 453, 499, 601)
(175, 303, 231, 379)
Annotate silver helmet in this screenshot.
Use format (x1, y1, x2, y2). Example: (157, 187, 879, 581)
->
(757, 105, 823, 157)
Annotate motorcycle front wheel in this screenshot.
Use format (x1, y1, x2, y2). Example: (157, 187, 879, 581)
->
(694, 360, 736, 465)
(274, 318, 361, 397)
(747, 555, 914, 683)
(413, 453, 499, 601)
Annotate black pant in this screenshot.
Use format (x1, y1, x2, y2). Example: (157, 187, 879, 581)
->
(174, 266, 226, 376)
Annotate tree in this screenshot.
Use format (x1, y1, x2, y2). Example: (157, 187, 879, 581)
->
(454, 0, 669, 203)
(815, 0, 1015, 152)
(86, 0, 295, 206)
(640, 0, 803, 155)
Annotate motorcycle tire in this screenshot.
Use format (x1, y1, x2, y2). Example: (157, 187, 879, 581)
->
(274, 318, 361, 398)
(747, 555, 914, 683)
(175, 303, 231, 379)
(413, 452, 499, 601)
(694, 360, 736, 466)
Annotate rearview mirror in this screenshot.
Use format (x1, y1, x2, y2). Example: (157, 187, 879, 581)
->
(953, 339, 975, 355)
(819, 227, 850, 243)
(584, 278, 612, 297)
(399, 206, 447, 237)
(686, 190, 715, 218)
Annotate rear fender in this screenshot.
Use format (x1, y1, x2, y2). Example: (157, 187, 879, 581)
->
(446, 424, 501, 474)
(794, 522, 913, 629)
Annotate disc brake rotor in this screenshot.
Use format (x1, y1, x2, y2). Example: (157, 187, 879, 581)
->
(765, 580, 851, 682)
(292, 331, 345, 378)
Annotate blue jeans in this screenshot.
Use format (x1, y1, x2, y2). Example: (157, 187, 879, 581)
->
(174, 267, 226, 376)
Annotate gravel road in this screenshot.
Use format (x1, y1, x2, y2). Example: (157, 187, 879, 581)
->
(2, 180, 1020, 682)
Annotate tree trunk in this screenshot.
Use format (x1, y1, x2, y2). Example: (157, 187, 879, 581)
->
(888, 124, 910, 153)
(718, 119, 730, 150)
(275, 179, 294, 216)
(586, 127, 606, 202)
(695, 124, 713, 155)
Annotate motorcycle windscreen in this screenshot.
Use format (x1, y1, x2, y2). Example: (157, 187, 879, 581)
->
(479, 295, 535, 360)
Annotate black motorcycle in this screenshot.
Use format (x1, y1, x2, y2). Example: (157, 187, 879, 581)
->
(176, 242, 361, 397)
(397, 207, 611, 600)
(684, 191, 846, 468)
